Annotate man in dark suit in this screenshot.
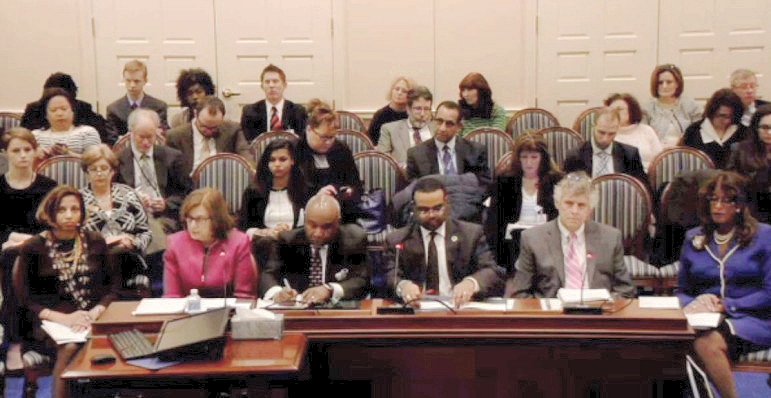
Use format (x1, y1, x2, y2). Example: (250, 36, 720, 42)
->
(406, 101, 492, 193)
(106, 60, 168, 135)
(165, 96, 253, 176)
(261, 194, 370, 304)
(563, 107, 647, 186)
(115, 108, 191, 232)
(506, 171, 635, 298)
(385, 177, 504, 307)
(240, 64, 308, 141)
(731, 68, 770, 127)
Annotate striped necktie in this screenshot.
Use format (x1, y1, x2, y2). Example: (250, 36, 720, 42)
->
(565, 232, 583, 289)
(270, 106, 282, 131)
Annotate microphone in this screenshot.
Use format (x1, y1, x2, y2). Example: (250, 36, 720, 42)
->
(377, 241, 414, 315)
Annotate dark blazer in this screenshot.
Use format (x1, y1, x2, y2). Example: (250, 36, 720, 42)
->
(261, 223, 370, 298)
(505, 220, 636, 298)
(21, 99, 117, 144)
(385, 219, 505, 298)
(240, 99, 308, 142)
(484, 172, 563, 264)
(164, 120, 253, 176)
(406, 137, 492, 193)
(563, 141, 648, 186)
(681, 119, 747, 169)
(115, 144, 192, 218)
(106, 94, 168, 135)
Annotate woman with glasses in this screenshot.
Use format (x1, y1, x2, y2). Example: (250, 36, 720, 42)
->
(367, 76, 414, 144)
(727, 104, 771, 222)
(641, 64, 702, 147)
(79, 144, 151, 293)
(295, 99, 362, 223)
(677, 171, 771, 398)
(457, 72, 507, 136)
(163, 187, 257, 298)
(681, 88, 747, 169)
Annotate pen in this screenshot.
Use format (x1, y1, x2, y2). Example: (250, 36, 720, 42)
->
(283, 278, 292, 290)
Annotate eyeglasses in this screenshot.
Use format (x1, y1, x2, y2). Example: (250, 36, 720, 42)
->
(733, 84, 758, 91)
(185, 216, 212, 224)
(434, 118, 458, 128)
(714, 113, 733, 120)
(416, 203, 445, 216)
(706, 196, 736, 205)
(311, 128, 336, 142)
(411, 106, 432, 114)
(87, 165, 112, 175)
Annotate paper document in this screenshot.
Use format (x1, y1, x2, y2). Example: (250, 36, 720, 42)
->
(41, 320, 89, 344)
(557, 288, 611, 304)
(132, 298, 186, 315)
(686, 312, 723, 330)
(539, 298, 563, 311)
(460, 301, 508, 311)
(638, 296, 681, 309)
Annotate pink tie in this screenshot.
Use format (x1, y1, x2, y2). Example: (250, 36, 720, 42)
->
(565, 232, 583, 289)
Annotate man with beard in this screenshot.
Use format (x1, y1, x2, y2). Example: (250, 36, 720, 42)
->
(377, 86, 435, 165)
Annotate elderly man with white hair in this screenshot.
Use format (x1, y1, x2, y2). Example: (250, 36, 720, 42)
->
(505, 171, 635, 298)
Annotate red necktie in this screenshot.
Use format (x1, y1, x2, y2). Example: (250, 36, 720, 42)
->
(270, 106, 282, 131)
(413, 127, 422, 144)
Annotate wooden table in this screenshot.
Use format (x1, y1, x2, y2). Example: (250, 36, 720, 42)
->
(88, 298, 693, 398)
(62, 333, 307, 398)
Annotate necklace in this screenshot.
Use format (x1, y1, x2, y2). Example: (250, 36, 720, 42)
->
(714, 228, 735, 245)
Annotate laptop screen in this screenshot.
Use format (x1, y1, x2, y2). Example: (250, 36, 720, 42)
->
(154, 308, 229, 353)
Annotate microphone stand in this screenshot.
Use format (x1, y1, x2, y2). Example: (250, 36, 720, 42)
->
(377, 242, 415, 315)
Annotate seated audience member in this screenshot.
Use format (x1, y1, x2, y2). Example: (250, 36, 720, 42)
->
(406, 101, 492, 193)
(106, 59, 168, 136)
(485, 134, 562, 266)
(240, 64, 308, 142)
(730, 69, 769, 127)
(563, 107, 647, 185)
(457, 72, 507, 136)
(163, 187, 258, 298)
(505, 171, 636, 298)
(31, 88, 101, 161)
(377, 85, 434, 165)
(13, 185, 119, 398)
(0, 128, 58, 373)
(604, 93, 663, 170)
(165, 96, 252, 176)
(115, 109, 192, 237)
(261, 194, 370, 304)
(641, 64, 702, 147)
(21, 72, 115, 144)
(677, 171, 771, 398)
(79, 144, 151, 292)
(295, 99, 362, 223)
(170, 68, 215, 129)
(368, 76, 414, 144)
(727, 104, 771, 223)
(681, 88, 746, 169)
(386, 177, 504, 307)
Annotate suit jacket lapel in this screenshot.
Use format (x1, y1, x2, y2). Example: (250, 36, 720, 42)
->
(426, 140, 440, 175)
(583, 222, 599, 287)
(454, 139, 469, 173)
(611, 143, 625, 174)
(444, 221, 460, 283)
(153, 148, 169, 195)
(402, 224, 426, 282)
(118, 150, 136, 186)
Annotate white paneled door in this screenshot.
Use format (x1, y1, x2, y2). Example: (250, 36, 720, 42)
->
(92, 0, 332, 123)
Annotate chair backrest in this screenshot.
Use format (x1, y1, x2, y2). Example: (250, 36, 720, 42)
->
(571, 106, 603, 142)
(336, 111, 366, 133)
(111, 132, 166, 154)
(0, 112, 22, 134)
(465, 127, 515, 175)
(647, 146, 715, 193)
(35, 155, 89, 189)
(536, 126, 584, 168)
(494, 151, 515, 177)
(250, 130, 299, 165)
(506, 108, 559, 140)
(192, 153, 255, 215)
(353, 150, 407, 205)
(336, 129, 374, 156)
(591, 173, 653, 260)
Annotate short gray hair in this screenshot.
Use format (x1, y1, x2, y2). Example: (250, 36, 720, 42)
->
(127, 108, 160, 132)
(730, 69, 757, 87)
(553, 171, 598, 208)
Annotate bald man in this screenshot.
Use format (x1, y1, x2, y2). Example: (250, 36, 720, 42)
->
(260, 194, 370, 304)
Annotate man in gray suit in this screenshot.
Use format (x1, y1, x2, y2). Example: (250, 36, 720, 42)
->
(165, 96, 253, 176)
(506, 171, 635, 298)
(377, 86, 435, 165)
(106, 60, 168, 135)
(386, 177, 504, 307)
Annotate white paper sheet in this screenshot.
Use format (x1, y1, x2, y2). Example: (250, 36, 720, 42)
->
(638, 296, 681, 309)
(41, 320, 89, 344)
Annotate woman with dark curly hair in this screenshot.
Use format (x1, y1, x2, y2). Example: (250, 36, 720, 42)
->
(677, 171, 771, 398)
(169, 68, 216, 128)
(457, 72, 507, 136)
(681, 88, 747, 168)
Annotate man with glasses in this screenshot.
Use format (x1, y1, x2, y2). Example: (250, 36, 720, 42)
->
(385, 177, 504, 308)
(730, 69, 769, 127)
(165, 96, 252, 176)
(377, 86, 435, 165)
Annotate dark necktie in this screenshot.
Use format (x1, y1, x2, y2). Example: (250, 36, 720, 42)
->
(309, 245, 323, 287)
(413, 127, 422, 144)
(442, 146, 456, 175)
(426, 232, 439, 292)
(130, 102, 138, 110)
(139, 154, 157, 191)
(270, 106, 282, 131)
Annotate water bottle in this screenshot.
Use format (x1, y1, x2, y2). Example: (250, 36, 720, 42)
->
(185, 288, 202, 314)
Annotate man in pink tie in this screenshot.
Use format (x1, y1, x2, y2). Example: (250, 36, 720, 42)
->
(240, 64, 308, 142)
(504, 171, 635, 298)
